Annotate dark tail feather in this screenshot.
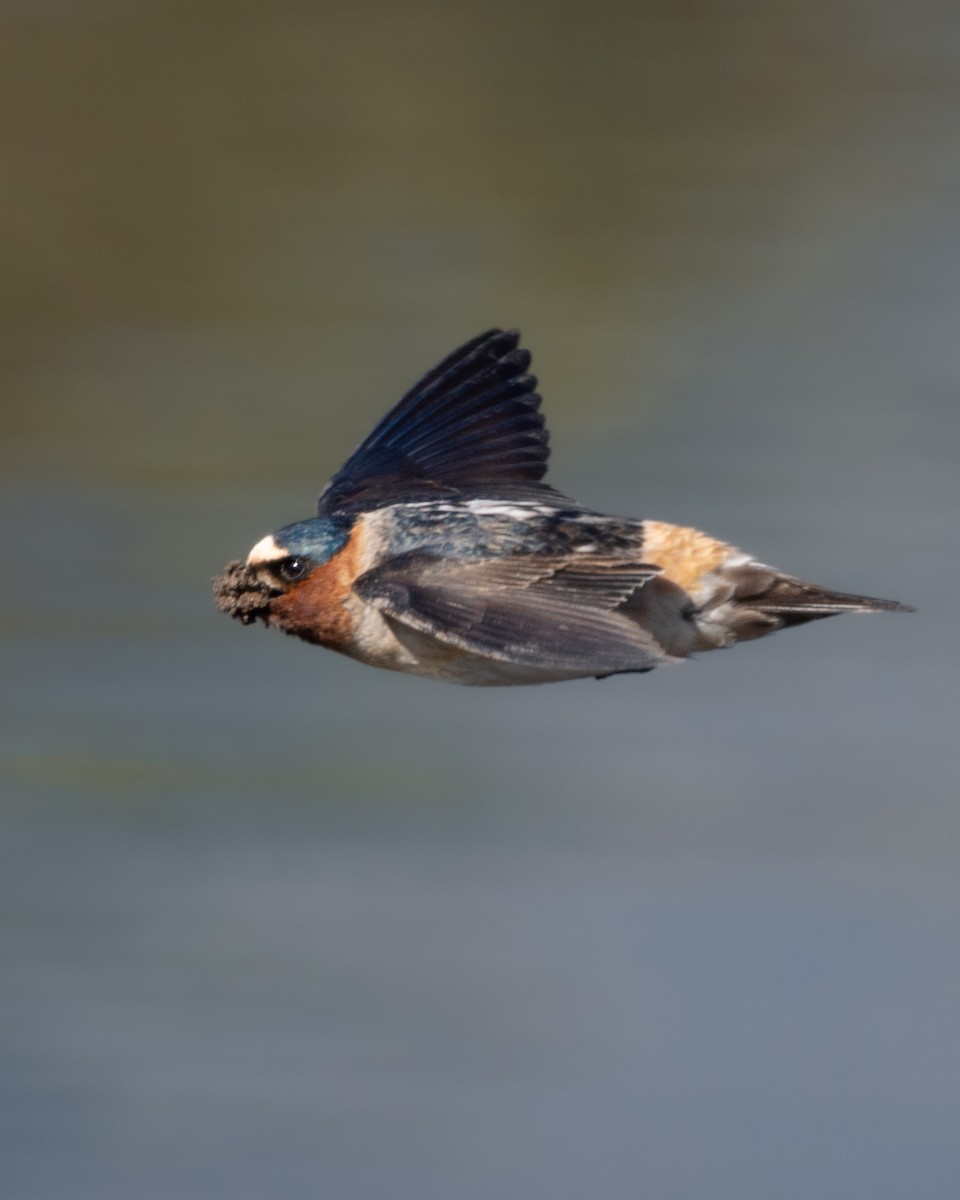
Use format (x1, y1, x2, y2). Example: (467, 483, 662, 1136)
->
(751, 577, 913, 629)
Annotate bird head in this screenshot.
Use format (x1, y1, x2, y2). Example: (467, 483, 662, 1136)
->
(213, 516, 352, 627)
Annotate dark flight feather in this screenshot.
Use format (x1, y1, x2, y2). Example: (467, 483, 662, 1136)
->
(316, 330, 553, 515)
(354, 553, 671, 674)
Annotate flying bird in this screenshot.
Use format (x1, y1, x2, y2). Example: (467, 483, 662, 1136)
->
(214, 329, 909, 685)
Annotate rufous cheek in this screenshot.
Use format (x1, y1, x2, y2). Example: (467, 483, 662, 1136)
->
(265, 531, 365, 647)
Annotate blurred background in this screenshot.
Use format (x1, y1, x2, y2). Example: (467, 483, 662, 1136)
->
(2, 2, 959, 1197)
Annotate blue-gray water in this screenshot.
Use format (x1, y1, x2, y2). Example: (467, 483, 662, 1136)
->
(2, 4, 959, 1198)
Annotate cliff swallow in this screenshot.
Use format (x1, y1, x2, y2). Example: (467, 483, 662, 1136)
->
(214, 329, 910, 685)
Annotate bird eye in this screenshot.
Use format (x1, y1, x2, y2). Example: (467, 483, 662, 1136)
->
(277, 557, 308, 584)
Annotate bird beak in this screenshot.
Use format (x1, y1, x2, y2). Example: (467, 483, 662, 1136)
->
(213, 560, 281, 625)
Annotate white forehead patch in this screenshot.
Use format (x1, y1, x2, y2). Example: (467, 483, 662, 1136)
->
(247, 534, 285, 566)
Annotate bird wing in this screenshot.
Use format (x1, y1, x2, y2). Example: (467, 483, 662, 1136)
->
(353, 553, 674, 674)
(317, 329, 559, 516)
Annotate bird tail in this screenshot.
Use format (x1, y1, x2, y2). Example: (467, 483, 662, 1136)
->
(748, 576, 913, 626)
(696, 562, 913, 647)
